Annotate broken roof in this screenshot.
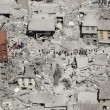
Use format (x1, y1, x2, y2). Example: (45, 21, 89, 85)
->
(30, 91, 68, 107)
(28, 15, 55, 31)
(98, 20, 110, 30)
(99, 78, 110, 100)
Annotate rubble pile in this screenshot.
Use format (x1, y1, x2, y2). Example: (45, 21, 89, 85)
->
(0, 0, 109, 110)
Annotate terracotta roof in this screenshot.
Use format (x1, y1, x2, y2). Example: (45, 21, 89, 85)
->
(0, 31, 7, 44)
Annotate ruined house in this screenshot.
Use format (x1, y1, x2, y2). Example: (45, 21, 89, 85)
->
(0, 31, 8, 62)
(98, 79, 110, 109)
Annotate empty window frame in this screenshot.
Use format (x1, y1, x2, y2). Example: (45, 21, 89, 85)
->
(86, 27, 89, 30)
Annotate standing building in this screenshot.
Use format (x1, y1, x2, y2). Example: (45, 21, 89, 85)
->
(17, 64, 36, 89)
(98, 20, 110, 45)
(81, 14, 98, 45)
(28, 14, 55, 37)
(0, 31, 8, 62)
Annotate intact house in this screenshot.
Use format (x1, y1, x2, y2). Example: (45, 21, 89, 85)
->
(80, 9, 110, 46)
(28, 14, 55, 37)
(98, 78, 110, 110)
(98, 20, 110, 45)
(81, 13, 98, 45)
(17, 64, 36, 89)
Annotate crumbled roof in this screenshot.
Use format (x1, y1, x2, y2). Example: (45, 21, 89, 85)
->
(30, 91, 68, 107)
(99, 78, 110, 100)
(98, 20, 110, 30)
(78, 92, 98, 103)
(28, 15, 55, 31)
